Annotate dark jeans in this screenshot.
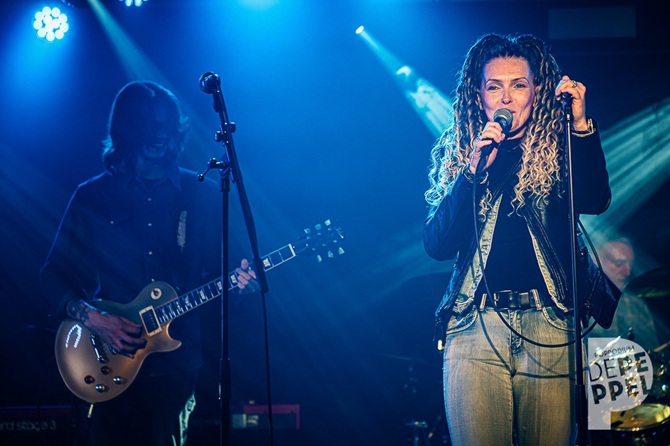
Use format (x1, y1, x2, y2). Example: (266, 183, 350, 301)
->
(74, 371, 197, 446)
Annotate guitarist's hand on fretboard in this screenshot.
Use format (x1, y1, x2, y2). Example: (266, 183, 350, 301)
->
(234, 258, 260, 294)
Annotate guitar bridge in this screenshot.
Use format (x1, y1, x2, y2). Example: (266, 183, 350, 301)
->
(139, 306, 161, 336)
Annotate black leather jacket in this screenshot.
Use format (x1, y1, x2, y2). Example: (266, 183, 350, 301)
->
(424, 128, 614, 330)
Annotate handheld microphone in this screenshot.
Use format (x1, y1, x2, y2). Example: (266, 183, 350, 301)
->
(480, 108, 513, 158)
(493, 108, 513, 134)
(199, 72, 220, 94)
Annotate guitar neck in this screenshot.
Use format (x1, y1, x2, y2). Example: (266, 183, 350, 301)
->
(152, 243, 298, 325)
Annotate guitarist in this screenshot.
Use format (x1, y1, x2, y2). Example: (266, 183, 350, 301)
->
(40, 81, 257, 446)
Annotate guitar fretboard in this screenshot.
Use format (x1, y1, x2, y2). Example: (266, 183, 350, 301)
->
(153, 243, 298, 325)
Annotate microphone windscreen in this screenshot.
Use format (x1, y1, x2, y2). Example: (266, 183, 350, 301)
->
(493, 108, 513, 134)
(199, 72, 220, 94)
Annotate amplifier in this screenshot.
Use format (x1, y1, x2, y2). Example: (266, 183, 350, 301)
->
(232, 403, 300, 430)
(0, 405, 75, 445)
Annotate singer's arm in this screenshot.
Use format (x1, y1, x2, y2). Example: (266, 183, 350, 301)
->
(571, 121, 612, 215)
(424, 171, 483, 261)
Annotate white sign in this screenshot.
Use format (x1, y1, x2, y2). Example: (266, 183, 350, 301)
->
(588, 337, 654, 430)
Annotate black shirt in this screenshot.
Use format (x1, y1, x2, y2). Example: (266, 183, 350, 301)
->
(40, 165, 223, 375)
(475, 139, 549, 296)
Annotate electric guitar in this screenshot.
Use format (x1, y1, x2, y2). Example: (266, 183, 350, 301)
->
(55, 219, 344, 404)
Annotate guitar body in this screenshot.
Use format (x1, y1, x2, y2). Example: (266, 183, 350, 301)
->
(54, 219, 344, 404)
(54, 281, 181, 404)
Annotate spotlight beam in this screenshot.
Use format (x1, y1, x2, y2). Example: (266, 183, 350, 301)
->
(355, 26, 453, 137)
(582, 96, 670, 271)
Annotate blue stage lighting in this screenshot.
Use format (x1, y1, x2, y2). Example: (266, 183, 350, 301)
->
(34, 6, 69, 42)
(121, 0, 148, 6)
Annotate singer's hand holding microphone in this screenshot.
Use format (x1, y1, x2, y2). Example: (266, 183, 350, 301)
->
(469, 108, 513, 174)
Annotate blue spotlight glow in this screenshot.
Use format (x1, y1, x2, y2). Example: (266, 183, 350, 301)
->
(120, 0, 148, 6)
(238, 0, 278, 10)
(34, 6, 69, 42)
(356, 27, 453, 137)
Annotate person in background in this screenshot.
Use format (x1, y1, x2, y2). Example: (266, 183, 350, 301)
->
(40, 80, 256, 446)
(590, 237, 661, 353)
(599, 236, 635, 290)
(423, 33, 616, 445)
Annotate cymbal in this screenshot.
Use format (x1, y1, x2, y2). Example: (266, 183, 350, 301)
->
(624, 266, 670, 299)
(610, 404, 670, 430)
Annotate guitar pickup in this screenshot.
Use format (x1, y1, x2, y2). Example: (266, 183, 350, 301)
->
(139, 306, 161, 336)
(90, 334, 109, 364)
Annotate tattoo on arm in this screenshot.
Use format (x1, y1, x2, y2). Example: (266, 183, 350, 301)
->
(66, 299, 90, 323)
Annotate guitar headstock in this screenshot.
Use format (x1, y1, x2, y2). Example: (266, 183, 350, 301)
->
(293, 219, 345, 262)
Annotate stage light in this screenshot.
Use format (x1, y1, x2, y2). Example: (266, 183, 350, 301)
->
(120, 0, 147, 7)
(33, 6, 69, 42)
(355, 26, 364, 35)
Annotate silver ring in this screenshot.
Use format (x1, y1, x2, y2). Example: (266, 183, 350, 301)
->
(571, 80, 578, 88)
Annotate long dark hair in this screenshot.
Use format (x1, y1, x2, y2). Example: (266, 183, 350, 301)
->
(102, 81, 190, 173)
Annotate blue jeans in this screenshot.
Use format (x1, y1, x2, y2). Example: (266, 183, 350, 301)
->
(443, 307, 577, 446)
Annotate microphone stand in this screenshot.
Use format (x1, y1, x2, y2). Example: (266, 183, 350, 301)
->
(561, 94, 588, 446)
(198, 72, 270, 446)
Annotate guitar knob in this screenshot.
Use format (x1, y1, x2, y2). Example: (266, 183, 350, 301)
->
(95, 384, 108, 393)
(100, 366, 112, 375)
(113, 376, 127, 385)
(84, 375, 95, 384)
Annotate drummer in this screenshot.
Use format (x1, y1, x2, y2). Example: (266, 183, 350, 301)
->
(589, 237, 661, 354)
(600, 237, 636, 290)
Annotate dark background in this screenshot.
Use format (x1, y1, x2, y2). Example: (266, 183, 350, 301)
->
(1, 1, 668, 445)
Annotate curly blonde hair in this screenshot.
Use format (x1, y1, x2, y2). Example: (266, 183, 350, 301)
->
(425, 33, 566, 215)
